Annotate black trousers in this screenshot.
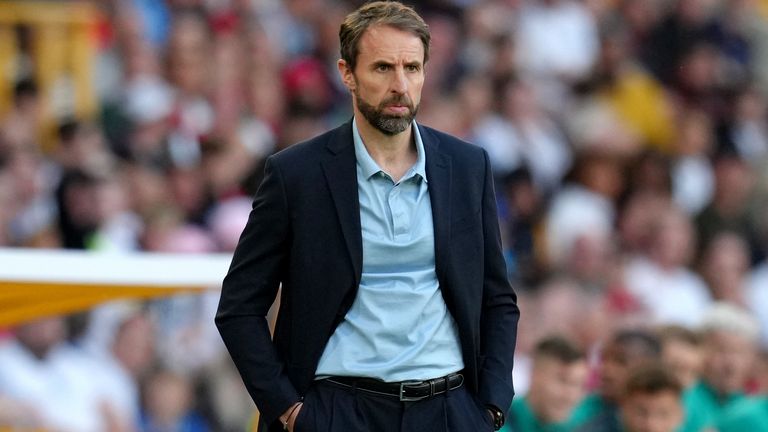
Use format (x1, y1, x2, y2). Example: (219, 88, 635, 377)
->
(292, 379, 495, 432)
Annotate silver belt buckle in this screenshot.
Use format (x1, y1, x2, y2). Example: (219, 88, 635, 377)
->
(399, 380, 426, 402)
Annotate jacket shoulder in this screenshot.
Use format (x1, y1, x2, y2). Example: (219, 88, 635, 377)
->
(419, 124, 487, 162)
(268, 127, 338, 166)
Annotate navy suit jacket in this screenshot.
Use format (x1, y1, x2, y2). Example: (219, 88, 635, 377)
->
(216, 120, 519, 431)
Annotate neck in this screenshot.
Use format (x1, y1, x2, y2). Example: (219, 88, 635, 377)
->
(356, 114, 417, 182)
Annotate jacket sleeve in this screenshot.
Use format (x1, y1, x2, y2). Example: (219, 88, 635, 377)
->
(215, 156, 299, 426)
(477, 150, 520, 413)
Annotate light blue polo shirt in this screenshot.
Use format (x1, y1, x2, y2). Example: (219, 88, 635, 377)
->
(315, 118, 464, 382)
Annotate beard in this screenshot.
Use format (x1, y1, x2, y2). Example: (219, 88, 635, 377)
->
(354, 90, 419, 136)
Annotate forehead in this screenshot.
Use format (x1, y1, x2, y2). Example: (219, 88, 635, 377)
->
(357, 25, 424, 63)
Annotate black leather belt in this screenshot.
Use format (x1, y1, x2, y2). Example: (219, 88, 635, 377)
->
(324, 373, 464, 402)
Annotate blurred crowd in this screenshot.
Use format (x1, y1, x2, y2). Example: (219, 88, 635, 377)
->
(1, 0, 768, 430)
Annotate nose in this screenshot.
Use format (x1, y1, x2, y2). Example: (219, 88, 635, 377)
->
(390, 67, 408, 94)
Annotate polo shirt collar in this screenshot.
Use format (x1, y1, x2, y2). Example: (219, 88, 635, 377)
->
(352, 117, 427, 182)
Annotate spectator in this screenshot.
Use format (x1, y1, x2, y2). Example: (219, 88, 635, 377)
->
(622, 203, 712, 326)
(616, 190, 670, 256)
(671, 108, 715, 216)
(591, 24, 675, 153)
(140, 368, 210, 432)
(728, 86, 768, 165)
(472, 76, 571, 190)
(657, 325, 704, 390)
(698, 231, 751, 305)
(640, 0, 717, 85)
(544, 151, 622, 271)
(499, 167, 546, 286)
(695, 149, 759, 259)
(76, 309, 156, 432)
(680, 302, 761, 431)
(55, 169, 103, 249)
(716, 350, 768, 431)
(619, 363, 685, 432)
(501, 335, 588, 432)
(0, 79, 42, 154)
(0, 317, 127, 431)
(515, 0, 599, 112)
(572, 329, 662, 431)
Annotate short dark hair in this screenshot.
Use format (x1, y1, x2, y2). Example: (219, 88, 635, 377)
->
(58, 119, 80, 143)
(624, 362, 683, 398)
(339, 1, 430, 71)
(13, 77, 38, 106)
(533, 335, 585, 364)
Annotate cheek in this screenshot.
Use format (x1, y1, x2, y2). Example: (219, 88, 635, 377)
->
(410, 77, 425, 97)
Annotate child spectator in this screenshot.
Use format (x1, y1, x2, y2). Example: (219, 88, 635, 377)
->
(657, 325, 704, 389)
(501, 335, 588, 431)
(140, 368, 210, 432)
(572, 329, 662, 431)
(680, 302, 761, 431)
(620, 363, 685, 432)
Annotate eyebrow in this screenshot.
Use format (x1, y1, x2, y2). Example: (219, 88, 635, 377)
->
(371, 60, 422, 68)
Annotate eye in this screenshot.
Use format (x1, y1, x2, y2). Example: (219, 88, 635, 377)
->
(406, 64, 421, 72)
(375, 64, 391, 72)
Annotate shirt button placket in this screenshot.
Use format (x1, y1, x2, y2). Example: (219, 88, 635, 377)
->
(390, 185, 407, 239)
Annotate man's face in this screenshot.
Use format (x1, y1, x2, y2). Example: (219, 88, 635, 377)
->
(338, 25, 424, 136)
(15, 317, 66, 360)
(621, 390, 683, 432)
(528, 357, 589, 423)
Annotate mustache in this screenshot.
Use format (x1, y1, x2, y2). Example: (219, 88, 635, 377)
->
(380, 95, 413, 109)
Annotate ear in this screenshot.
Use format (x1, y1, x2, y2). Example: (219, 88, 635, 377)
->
(337, 59, 356, 91)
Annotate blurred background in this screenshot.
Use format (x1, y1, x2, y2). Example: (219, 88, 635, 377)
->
(1, 0, 768, 431)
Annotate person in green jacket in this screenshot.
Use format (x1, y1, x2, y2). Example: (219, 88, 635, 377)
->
(657, 325, 704, 391)
(678, 303, 760, 432)
(501, 335, 588, 432)
(715, 397, 768, 432)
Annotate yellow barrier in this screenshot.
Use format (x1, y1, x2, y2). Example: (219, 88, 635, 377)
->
(0, 248, 231, 327)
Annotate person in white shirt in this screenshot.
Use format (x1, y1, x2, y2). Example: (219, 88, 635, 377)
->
(623, 203, 712, 326)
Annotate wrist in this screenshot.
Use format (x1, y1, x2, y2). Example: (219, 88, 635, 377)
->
(280, 402, 302, 430)
(485, 404, 505, 431)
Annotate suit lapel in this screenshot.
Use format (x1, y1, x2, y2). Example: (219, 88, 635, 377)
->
(321, 121, 363, 284)
(422, 125, 452, 282)
(320, 121, 452, 286)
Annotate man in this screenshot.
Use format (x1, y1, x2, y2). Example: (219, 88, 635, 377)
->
(501, 335, 588, 432)
(619, 363, 685, 432)
(573, 329, 662, 431)
(0, 317, 131, 431)
(215, 2, 520, 432)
